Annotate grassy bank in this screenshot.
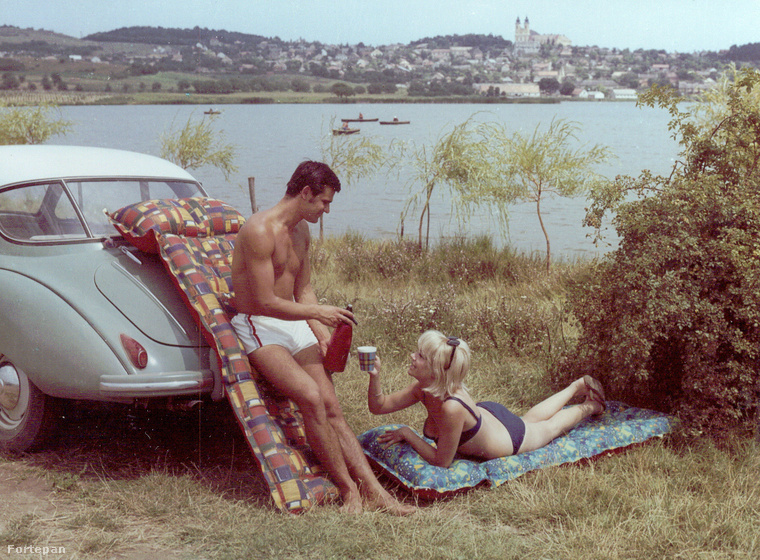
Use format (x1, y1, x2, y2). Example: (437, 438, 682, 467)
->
(1, 235, 758, 559)
(0, 89, 563, 107)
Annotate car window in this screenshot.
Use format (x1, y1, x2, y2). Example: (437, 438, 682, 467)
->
(69, 179, 204, 235)
(0, 179, 204, 242)
(0, 182, 88, 241)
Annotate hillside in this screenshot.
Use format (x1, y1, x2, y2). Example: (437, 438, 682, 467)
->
(83, 26, 272, 49)
(0, 25, 90, 46)
(0, 25, 160, 57)
(0, 24, 757, 106)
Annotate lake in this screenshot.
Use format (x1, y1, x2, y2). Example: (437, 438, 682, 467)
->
(55, 101, 678, 258)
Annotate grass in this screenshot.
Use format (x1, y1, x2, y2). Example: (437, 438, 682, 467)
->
(1, 235, 759, 559)
(3, 436, 758, 559)
(0, 86, 411, 107)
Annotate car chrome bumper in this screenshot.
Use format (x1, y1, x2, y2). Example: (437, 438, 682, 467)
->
(99, 370, 215, 397)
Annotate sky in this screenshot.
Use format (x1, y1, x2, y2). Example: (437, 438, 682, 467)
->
(2, 0, 759, 53)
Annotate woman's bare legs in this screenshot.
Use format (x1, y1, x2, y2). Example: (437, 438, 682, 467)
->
(518, 377, 604, 453)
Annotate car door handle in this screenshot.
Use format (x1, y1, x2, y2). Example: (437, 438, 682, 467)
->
(120, 246, 142, 265)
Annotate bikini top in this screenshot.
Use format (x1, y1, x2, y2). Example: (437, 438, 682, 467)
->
(423, 396, 482, 446)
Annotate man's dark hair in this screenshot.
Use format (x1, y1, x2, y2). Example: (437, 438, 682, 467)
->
(285, 161, 341, 197)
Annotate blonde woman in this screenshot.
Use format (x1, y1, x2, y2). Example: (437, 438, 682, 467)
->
(367, 330, 605, 468)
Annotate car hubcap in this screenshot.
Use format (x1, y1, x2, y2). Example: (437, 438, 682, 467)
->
(0, 362, 29, 429)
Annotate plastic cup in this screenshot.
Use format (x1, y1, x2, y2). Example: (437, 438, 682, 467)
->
(357, 346, 377, 372)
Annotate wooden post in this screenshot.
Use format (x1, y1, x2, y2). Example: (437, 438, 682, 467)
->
(248, 177, 258, 214)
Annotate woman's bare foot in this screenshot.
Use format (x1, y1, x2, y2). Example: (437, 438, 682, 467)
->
(572, 377, 589, 397)
(582, 375, 606, 414)
(582, 398, 605, 416)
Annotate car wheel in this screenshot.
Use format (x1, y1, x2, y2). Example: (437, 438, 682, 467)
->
(0, 360, 58, 453)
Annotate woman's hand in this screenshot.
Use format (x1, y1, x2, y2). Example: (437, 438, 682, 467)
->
(376, 426, 412, 446)
(369, 356, 382, 376)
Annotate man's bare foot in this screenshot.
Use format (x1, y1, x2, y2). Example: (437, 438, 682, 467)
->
(339, 488, 363, 514)
(364, 491, 416, 516)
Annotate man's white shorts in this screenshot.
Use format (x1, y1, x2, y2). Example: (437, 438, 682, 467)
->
(230, 314, 318, 356)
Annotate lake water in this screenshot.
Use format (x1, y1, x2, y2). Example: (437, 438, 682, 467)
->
(55, 102, 678, 258)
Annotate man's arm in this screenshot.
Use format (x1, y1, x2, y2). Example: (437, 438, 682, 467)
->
(237, 220, 353, 328)
(291, 224, 343, 353)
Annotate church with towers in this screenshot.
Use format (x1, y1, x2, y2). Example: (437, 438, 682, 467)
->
(514, 16, 572, 56)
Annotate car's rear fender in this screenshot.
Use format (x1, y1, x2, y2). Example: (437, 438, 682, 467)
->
(0, 269, 211, 401)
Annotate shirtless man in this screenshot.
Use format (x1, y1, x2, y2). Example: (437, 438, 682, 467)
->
(230, 161, 414, 515)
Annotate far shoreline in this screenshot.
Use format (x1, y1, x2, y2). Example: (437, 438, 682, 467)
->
(0, 90, 639, 107)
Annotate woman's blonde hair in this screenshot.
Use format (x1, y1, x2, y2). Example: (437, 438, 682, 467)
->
(417, 330, 471, 399)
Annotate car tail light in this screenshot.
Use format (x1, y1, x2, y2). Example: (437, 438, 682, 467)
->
(120, 334, 148, 369)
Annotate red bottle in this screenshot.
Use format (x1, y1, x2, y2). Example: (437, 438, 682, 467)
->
(323, 305, 355, 373)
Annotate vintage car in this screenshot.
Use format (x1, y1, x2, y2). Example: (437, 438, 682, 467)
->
(0, 145, 222, 453)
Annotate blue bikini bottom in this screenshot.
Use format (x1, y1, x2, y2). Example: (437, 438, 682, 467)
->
(478, 401, 526, 454)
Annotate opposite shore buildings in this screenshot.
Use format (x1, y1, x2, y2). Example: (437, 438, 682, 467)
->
(0, 17, 732, 100)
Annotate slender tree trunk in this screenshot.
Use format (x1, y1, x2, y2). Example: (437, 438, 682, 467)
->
(417, 206, 427, 250)
(536, 197, 551, 273)
(417, 181, 435, 250)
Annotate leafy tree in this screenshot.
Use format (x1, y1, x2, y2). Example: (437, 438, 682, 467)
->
(484, 119, 611, 271)
(285, 59, 302, 73)
(559, 79, 576, 96)
(0, 104, 73, 144)
(405, 119, 495, 250)
(159, 114, 237, 179)
(330, 82, 355, 100)
(309, 62, 328, 78)
(291, 77, 310, 93)
(538, 77, 560, 95)
(723, 42, 760, 62)
(1, 73, 20, 90)
(561, 68, 760, 434)
(616, 72, 640, 89)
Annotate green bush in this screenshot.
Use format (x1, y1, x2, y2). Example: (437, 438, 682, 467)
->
(556, 70, 760, 435)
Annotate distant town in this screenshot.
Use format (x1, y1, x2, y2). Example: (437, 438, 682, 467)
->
(1, 17, 758, 103)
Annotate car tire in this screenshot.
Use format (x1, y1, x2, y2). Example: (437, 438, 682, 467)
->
(0, 361, 59, 453)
